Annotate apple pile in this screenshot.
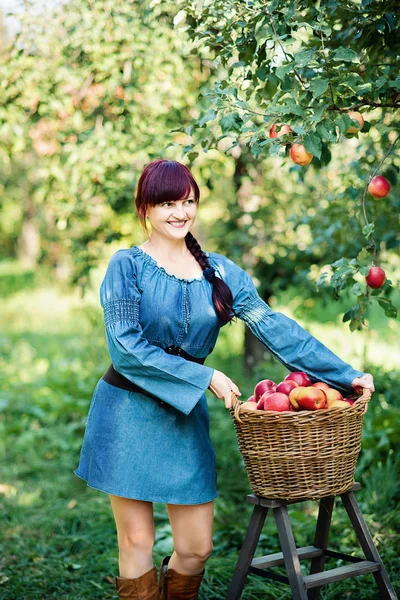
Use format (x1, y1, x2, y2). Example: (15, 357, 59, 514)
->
(241, 371, 358, 413)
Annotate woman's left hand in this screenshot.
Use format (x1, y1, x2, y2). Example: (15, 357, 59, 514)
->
(351, 373, 375, 399)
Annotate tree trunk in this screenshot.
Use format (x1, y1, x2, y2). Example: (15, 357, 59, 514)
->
(17, 196, 40, 269)
(233, 150, 275, 376)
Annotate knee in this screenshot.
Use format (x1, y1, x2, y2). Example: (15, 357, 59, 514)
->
(175, 541, 213, 563)
(117, 530, 155, 554)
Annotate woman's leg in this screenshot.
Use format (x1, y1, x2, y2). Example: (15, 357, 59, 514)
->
(109, 494, 156, 578)
(166, 500, 214, 575)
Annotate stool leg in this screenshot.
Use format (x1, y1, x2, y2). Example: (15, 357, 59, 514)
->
(341, 491, 398, 599)
(274, 506, 308, 600)
(308, 495, 335, 600)
(226, 504, 268, 600)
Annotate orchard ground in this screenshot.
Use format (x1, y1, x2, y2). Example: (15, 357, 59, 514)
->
(1, 260, 399, 599)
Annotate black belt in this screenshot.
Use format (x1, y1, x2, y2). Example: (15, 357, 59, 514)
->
(101, 345, 206, 407)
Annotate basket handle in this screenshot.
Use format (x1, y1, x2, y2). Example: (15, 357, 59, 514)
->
(230, 391, 245, 423)
(356, 387, 372, 414)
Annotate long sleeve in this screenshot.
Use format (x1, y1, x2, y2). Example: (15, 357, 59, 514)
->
(222, 257, 364, 396)
(100, 250, 214, 416)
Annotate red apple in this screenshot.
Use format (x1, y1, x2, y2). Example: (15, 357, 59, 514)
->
(296, 387, 327, 410)
(346, 111, 364, 134)
(285, 371, 312, 387)
(290, 143, 313, 166)
(289, 386, 306, 410)
(368, 176, 390, 198)
(248, 395, 257, 403)
(366, 266, 386, 289)
(276, 380, 299, 395)
(257, 389, 276, 410)
(269, 123, 292, 138)
(312, 381, 330, 391)
(254, 379, 276, 402)
(241, 401, 258, 411)
(325, 388, 344, 408)
(343, 397, 355, 405)
(261, 392, 290, 412)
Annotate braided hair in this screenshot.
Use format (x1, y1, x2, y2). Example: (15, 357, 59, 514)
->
(135, 159, 235, 326)
(185, 231, 234, 325)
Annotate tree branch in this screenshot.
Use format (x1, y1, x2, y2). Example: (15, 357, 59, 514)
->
(360, 132, 400, 256)
(265, 6, 307, 90)
(320, 32, 336, 108)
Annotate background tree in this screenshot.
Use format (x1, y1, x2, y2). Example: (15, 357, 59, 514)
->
(0, 0, 222, 286)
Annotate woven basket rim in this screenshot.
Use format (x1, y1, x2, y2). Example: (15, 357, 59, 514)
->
(230, 390, 370, 424)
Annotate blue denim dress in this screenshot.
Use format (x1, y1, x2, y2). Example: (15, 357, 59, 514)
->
(74, 245, 364, 504)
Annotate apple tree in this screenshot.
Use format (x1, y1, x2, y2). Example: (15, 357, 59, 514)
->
(173, 0, 399, 331)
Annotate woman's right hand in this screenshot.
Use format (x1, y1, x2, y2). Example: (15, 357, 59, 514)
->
(208, 369, 242, 409)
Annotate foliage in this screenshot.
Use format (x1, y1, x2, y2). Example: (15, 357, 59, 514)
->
(0, 0, 212, 286)
(174, 0, 400, 329)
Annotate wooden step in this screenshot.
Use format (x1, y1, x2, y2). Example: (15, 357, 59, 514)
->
(251, 545, 322, 569)
(304, 561, 381, 589)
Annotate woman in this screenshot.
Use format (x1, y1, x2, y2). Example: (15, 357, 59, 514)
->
(74, 159, 374, 600)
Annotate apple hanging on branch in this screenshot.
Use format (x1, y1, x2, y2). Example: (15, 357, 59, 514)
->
(269, 123, 292, 138)
(346, 111, 364, 134)
(366, 266, 386, 289)
(290, 143, 313, 166)
(368, 176, 390, 198)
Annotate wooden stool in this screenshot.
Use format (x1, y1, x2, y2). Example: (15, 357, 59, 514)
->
(226, 483, 397, 600)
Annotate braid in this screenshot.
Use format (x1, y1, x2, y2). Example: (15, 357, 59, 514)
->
(185, 232, 235, 326)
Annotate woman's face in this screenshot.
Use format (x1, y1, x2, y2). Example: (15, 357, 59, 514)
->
(144, 188, 198, 240)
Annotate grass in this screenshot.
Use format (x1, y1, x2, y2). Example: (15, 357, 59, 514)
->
(1, 262, 399, 599)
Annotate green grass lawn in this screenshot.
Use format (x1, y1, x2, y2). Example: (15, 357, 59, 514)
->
(1, 262, 399, 599)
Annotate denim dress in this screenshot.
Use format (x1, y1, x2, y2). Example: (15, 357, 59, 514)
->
(73, 245, 364, 504)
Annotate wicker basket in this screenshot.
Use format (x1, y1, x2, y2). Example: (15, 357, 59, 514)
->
(229, 390, 370, 500)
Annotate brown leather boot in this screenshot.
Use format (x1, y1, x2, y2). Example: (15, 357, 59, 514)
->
(159, 556, 205, 600)
(115, 565, 159, 599)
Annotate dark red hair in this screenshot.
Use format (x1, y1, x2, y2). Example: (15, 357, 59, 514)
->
(135, 159, 235, 326)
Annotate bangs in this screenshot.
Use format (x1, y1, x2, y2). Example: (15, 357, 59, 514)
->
(140, 160, 200, 206)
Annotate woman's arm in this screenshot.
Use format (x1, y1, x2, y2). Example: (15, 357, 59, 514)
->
(222, 257, 369, 396)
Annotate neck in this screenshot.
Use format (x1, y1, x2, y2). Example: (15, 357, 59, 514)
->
(144, 234, 191, 261)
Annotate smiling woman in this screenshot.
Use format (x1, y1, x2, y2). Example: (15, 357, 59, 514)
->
(73, 158, 371, 600)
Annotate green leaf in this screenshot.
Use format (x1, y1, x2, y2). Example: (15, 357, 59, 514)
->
(357, 248, 370, 262)
(349, 318, 362, 332)
(303, 133, 322, 158)
(308, 78, 329, 98)
(276, 63, 293, 81)
(336, 113, 353, 134)
(332, 257, 348, 268)
(377, 298, 398, 318)
(351, 282, 363, 296)
(316, 120, 337, 142)
(220, 112, 242, 134)
(359, 266, 370, 276)
(291, 124, 307, 135)
(390, 78, 400, 91)
(294, 49, 315, 68)
(254, 17, 271, 46)
(198, 109, 216, 127)
(331, 47, 360, 62)
(362, 223, 375, 238)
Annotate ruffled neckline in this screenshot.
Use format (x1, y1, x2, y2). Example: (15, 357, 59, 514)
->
(131, 245, 212, 284)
